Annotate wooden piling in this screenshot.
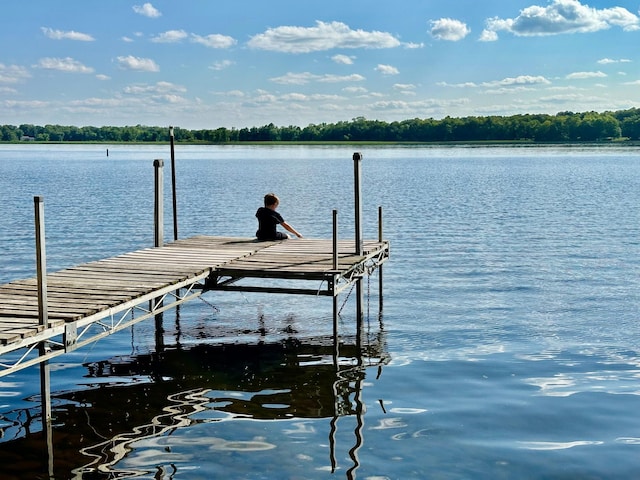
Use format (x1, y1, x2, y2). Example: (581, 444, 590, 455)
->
(353, 152, 363, 256)
(169, 127, 178, 242)
(34, 196, 53, 475)
(154, 159, 164, 248)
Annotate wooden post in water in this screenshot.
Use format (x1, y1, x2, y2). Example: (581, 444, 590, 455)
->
(378, 205, 384, 311)
(154, 159, 164, 248)
(353, 152, 363, 256)
(34, 196, 53, 476)
(169, 127, 178, 242)
(332, 209, 339, 353)
(152, 160, 165, 338)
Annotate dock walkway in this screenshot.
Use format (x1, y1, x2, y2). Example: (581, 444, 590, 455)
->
(0, 235, 389, 376)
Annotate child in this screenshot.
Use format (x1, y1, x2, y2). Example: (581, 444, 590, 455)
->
(255, 193, 303, 241)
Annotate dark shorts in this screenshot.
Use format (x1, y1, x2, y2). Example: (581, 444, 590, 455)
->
(256, 231, 288, 241)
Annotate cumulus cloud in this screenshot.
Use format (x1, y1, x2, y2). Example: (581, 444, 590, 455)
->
(566, 71, 607, 79)
(117, 55, 160, 72)
(35, 57, 94, 73)
(394, 83, 416, 91)
(376, 64, 399, 75)
(0, 63, 31, 83)
(482, 75, 551, 87)
(247, 21, 401, 53)
(210, 60, 235, 71)
(151, 30, 188, 43)
(124, 81, 186, 95)
(481, 0, 640, 40)
(270, 71, 366, 85)
(332, 54, 355, 65)
(429, 18, 471, 41)
(191, 33, 237, 48)
(41, 27, 94, 41)
(133, 3, 161, 18)
(437, 81, 478, 88)
(597, 58, 631, 64)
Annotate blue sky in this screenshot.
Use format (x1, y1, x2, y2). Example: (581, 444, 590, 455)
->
(1, 0, 639, 129)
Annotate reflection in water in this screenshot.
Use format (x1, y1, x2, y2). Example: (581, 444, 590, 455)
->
(0, 323, 388, 479)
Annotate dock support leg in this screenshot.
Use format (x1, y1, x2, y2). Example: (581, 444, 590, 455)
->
(34, 196, 53, 477)
(356, 278, 364, 353)
(152, 160, 165, 322)
(169, 127, 178, 242)
(378, 205, 384, 311)
(353, 153, 363, 256)
(154, 159, 164, 248)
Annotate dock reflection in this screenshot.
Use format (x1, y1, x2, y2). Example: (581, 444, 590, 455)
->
(0, 326, 388, 479)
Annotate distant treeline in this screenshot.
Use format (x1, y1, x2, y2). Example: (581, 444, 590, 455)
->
(3, 108, 640, 144)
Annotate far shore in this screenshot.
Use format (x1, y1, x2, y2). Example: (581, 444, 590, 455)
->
(2, 139, 640, 147)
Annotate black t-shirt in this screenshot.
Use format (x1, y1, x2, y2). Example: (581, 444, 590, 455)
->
(255, 207, 284, 240)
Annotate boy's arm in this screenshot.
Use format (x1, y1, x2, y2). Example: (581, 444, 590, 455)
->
(282, 221, 303, 238)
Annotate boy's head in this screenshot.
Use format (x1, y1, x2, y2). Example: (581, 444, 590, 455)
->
(264, 193, 279, 208)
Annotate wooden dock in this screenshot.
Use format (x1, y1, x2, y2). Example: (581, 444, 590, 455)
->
(0, 235, 389, 376)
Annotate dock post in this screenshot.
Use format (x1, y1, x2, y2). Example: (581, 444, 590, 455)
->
(154, 159, 164, 248)
(353, 153, 363, 256)
(378, 205, 384, 311)
(332, 209, 339, 352)
(169, 127, 178, 242)
(34, 196, 53, 476)
(152, 160, 165, 322)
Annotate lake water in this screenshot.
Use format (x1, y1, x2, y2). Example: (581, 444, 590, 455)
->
(1, 144, 640, 479)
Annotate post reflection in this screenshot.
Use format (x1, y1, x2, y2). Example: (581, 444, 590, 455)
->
(0, 315, 388, 479)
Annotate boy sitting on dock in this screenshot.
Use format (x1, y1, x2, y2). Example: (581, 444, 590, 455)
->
(256, 193, 303, 241)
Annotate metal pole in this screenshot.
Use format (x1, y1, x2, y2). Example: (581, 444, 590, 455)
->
(169, 127, 178, 241)
(332, 208, 339, 358)
(34, 196, 53, 476)
(353, 152, 363, 256)
(378, 205, 384, 311)
(333, 209, 338, 270)
(154, 159, 164, 248)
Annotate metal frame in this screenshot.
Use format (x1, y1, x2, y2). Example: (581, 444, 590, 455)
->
(0, 273, 210, 376)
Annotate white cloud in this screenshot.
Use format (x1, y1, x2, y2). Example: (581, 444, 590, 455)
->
(0, 64, 31, 83)
(393, 83, 416, 91)
(270, 72, 319, 85)
(318, 74, 366, 83)
(41, 27, 94, 41)
(437, 81, 478, 88)
(429, 18, 471, 41)
(95, 74, 110, 81)
(210, 60, 235, 71)
(122, 36, 134, 43)
(482, 75, 551, 87)
(123, 81, 186, 95)
(332, 54, 355, 65)
(133, 3, 161, 18)
(482, 0, 640, 40)
(566, 71, 607, 79)
(270, 72, 365, 85)
(151, 30, 188, 43)
(191, 33, 237, 48)
(343, 86, 368, 94)
(117, 55, 160, 72)
(35, 57, 94, 74)
(376, 64, 399, 75)
(247, 21, 401, 53)
(623, 80, 640, 85)
(597, 58, 631, 64)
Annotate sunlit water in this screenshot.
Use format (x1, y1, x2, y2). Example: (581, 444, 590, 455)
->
(1, 144, 640, 479)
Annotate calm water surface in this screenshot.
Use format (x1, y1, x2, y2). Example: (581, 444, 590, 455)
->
(1, 144, 640, 479)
